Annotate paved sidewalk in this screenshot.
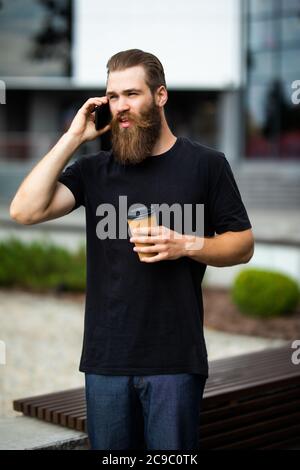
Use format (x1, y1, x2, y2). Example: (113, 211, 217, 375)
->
(0, 288, 286, 420)
(0, 416, 88, 450)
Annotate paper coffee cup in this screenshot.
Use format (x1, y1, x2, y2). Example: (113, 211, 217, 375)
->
(128, 205, 158, 261)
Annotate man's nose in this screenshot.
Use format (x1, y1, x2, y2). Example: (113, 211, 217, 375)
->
(116, 97, 130, 114)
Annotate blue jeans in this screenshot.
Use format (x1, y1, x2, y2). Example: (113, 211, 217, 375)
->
(85, 373, 207, 450)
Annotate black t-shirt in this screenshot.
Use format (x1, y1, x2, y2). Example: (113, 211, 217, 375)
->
(58, 136, 252, 378)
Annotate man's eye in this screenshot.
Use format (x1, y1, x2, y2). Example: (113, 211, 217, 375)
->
(128, 93, 137, 96)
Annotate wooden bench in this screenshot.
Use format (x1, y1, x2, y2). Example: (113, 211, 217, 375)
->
(13, 343, 300, 449)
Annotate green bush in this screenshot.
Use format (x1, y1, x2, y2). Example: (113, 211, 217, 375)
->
(231, 268, 300, 318)
(0, 237, 86, 292)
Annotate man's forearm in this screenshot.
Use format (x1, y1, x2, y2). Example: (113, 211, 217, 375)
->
(183, 231, 254, 267)
(10, 132, 81, 223)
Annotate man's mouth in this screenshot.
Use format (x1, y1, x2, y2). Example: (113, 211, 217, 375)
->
(119, 117, 131, 128)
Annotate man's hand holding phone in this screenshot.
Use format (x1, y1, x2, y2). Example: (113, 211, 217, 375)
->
(67, 96, 111, 144)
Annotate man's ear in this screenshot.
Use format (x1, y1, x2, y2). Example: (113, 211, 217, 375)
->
(155, 86, 168, 107)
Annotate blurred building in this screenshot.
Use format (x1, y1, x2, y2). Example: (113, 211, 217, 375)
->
(0, 0, 300, 208)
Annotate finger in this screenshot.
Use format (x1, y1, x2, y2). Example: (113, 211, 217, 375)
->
(131, 226, 161, 236)
(89, 96, 108, 104)
(132, 224, 162, 235)
(81, 97, 108, 114)
(97, 123, 111, 135)
(130, 236, 158, 244)
(130, 235, 168, 243)
(140, 252, 168, 263)
(133, 244, 166, 253)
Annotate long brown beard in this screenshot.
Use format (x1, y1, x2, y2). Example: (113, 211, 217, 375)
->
(110, 99, 162, 165)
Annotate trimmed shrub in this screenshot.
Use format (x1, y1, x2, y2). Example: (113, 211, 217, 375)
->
(231, 268, 300, 318)
(0, 237, 86, 292)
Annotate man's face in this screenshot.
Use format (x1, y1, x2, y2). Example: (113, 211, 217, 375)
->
(106, 66, 162, 165)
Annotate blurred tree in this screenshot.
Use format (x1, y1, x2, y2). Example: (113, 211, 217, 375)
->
(28, 0, 72, 76)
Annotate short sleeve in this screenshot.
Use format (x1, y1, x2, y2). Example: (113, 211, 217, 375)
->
(207, 153, 252, 235)
(58, 157, 85, 212)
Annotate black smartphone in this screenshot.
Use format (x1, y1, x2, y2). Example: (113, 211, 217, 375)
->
(94, 102, 112, 131)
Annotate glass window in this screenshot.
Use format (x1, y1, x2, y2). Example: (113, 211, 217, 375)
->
(0, 0, 72, 77)
(245, 82, 281, 159)
(281, 49, 300, 81)
(249, 18, 280, 51)
(282, 0, 300, 14)
(281, 17, 300, 45)
(248, 51, 278, 81)
(245, 0, 300, 159)
(249, 0, 276, 18)
(247, 84, 270, 128)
